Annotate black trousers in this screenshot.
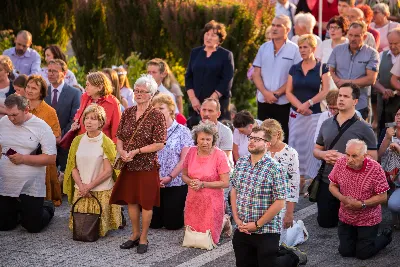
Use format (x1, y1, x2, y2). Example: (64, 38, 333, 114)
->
(150, 185, 188, 230)
(56, 146, 69, 172)
(232, 230, 298, 267)
(317, 181, 340, 228)
(338, 221, 391, 260)
(257, 102, 290, 143)
(0, 195, 52, 233)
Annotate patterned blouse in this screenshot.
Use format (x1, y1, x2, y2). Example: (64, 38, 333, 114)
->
(267, 144, 300, 203)
(116, 105, 166, 171)
(158, 120, 193, 187)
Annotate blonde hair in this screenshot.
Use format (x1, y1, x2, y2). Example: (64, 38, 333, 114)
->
(82, 104, 107, 129)
(162, 61, 180, 90)
(261, 119, 285, 141)
(152, 93, 176, 119)
(115, 67, 131, 89)
(87, 72, 113, 97)
(0, 55, 13, 74)
(298, 34, 318, 48)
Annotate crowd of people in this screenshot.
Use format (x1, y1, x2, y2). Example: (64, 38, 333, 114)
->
(1, 0, 400, 266)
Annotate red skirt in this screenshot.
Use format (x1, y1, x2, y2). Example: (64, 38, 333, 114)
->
(109, 167, 160, 210)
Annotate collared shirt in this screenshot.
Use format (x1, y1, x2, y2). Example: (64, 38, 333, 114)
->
(253, 40, 302, 105)
(327, 43, 380, 110)
(50, 80, 65, 102)
(329, 157, 390, 227)
(381, 49, 399, 65)
(275, 1, 296, 39)
(390, 52, 400, 76)
(158, 84, 179, 113)
(231, 154, 288, 234)
(3, 47, 41, 75)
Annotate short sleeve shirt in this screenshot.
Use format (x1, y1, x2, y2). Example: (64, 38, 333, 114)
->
(0, 115, 57, 197)
(116, 106, 167, 171)
(316, 114, 377, 183)
(289, 61, 329, 114)
(329, 157, 389, 226)
(217, 121, 233, 151)
(327, 43, 380, 110)
(253, 40, 302, 105)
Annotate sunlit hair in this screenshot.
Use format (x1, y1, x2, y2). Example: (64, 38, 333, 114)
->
(275, 14, 292, 30)
(161, 60, 180, 91)
(151, 93, 176, 119)
(134, 74, 158, 96)
(48, 59, 68, 72)
(27, 75, 48, 100)
(349, 20, 367, 34)
(44, 45, 67, 62)
(82, 104, 107, 130)
(357, 4, 374, 24)
(0, 55, 13, 74)
(261, 119, 285, 141)
(294, 12, 316, 33)
(373, 3, 390, 17)
(346, 139, 367, 155)
(115, 66, 131, 89)
(87, 72, 113, 97)
(251, 126, 273, 142)
(102, 68, 122, 103)
(298, 34, 318, 48)
(326, 89, 339, 106)
(192, 121, 219, 147)
(147, 58, 167, 74)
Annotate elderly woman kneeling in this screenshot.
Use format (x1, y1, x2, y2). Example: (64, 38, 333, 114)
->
(64, 104, 122, 237)
(182, 121, 230, 245)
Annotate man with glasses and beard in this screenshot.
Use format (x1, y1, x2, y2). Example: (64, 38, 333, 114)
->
(3, 30, 41, 76)
(230, 126, 305, 267)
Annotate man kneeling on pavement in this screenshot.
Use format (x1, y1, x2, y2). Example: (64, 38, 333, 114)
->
(329, 139, 392, 260)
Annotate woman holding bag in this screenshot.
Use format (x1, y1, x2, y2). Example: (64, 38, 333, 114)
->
(109, 74, 166, 254)
(63, 104, 122, 237)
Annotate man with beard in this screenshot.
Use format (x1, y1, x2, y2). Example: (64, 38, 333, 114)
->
(3, 30, 41, 76)
(328, 21, 379, 119)
(230, 126, 305, 267)
(313, 83, 377, 228)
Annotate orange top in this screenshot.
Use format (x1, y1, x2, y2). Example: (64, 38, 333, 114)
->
(74, 93, 121, 143)
(31, 100, 61, 137)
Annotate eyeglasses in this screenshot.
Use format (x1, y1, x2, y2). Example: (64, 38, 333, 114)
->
(328, 26, 341, 31)
(48, 69, 61, 74)
(133, 89, 151, 94)
(247, 135, 269, 142)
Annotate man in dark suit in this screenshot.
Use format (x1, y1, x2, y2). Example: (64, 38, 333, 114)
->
(44, 59, 81, 173)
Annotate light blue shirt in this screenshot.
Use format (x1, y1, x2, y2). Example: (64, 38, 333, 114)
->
(3, 47, 41, 75)
(253, 40, 302, 105)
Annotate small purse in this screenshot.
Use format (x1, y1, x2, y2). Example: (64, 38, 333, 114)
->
(113, 108, 153, 170)
(71, 193, 103, 242)
(182, 225, 216, 250)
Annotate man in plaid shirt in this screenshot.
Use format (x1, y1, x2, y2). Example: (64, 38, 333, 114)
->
(231, 126, 302, 267)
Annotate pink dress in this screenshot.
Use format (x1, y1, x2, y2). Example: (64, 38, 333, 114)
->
(183, 146, 231, 244)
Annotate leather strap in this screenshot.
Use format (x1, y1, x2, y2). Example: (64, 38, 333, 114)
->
(125, 107, 154, 147)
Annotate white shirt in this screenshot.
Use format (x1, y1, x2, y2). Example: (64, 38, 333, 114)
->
(371, 21, 400, 52)
(315, 39, 349, 64)
(74, 132, 114, 191)
(50, 80, 65, 102)
(233, 119, 262, 158)
(390, 53, 400, 76)
(0, 115, 57, 197)
(381, 50, 400, 66)
(216, 121, 234, 169)
(158, 83, 179, 113)
(120, 87, 135, 107)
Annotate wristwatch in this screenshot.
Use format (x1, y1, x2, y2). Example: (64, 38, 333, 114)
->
(308, 99, 314, 107)
(361, 201, 367, 209)
(255, 220, 262, 229)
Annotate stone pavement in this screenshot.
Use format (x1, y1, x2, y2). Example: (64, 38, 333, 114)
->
(1, 196, 399, 267)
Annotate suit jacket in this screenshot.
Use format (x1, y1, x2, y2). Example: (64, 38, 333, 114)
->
(45, 83, 82, 137)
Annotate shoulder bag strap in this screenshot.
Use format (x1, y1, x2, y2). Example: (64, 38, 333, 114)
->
(125, 107, 154, 146)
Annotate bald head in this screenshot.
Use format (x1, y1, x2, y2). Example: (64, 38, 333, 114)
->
(347, 8, 364, 23)
(16, 30, 32, 42)
(14, 30, 32, 56)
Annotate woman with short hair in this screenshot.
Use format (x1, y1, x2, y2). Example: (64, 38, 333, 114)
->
(70, 72, 121, 143)
(0, 55, 16, 118)
(109, 74, 167, 254)
(182, 121, 230, 245)
(13, 74, 28, 96)
(150, 94, 193, 230)
(64, 104, 122, 237)
(371, 3, 400, 51)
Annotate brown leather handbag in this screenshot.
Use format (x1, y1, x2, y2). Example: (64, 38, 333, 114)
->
(72, 193, 103, 242)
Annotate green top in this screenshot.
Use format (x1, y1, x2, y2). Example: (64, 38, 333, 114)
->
(63, 133, 120, 204)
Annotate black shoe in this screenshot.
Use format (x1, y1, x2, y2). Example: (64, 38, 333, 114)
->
(120, 238, 140, 249)
(43, 200, 55, 219)
(137, 242, 149, 254)
(381, 228, 393, 243)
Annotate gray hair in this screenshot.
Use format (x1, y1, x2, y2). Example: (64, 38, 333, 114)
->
(191, 121, 219, 147)
(388, 27, 400, 38)
(134, 74, 158, 96)
(346, 139, 367, 155)
(4, 94, 29, 111)
(294, 12, 316, 33)
(16, 30, 32, 42)
(275, 14, 292, 30)
(373, 3, 390, 17)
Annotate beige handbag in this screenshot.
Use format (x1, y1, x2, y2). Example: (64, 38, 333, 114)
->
(182, 225, 216, 250)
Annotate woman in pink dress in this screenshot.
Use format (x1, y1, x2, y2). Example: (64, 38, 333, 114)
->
(182, 121, 230, 244)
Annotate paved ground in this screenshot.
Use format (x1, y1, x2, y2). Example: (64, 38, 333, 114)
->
(1, 196, 399, 267)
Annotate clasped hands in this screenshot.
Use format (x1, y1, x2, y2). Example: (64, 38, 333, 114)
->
(188, 178, 203, 191)
(235, 219, 257, 234)
(78, 183, 92, 198)
(340, 195, 362, 210)
(296, 102, 312, 116)
(119, 149, 138, 162)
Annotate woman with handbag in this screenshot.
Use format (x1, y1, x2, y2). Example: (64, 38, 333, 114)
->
(25, 75, 62, 206)
(182, 121, 230, 247)
(109, 74, 167, 254)
(261, 119, 301, 245)
(70, 72, 121, 143)
(150, 94, 193, 230)
(286, 34, 330, 194)
(63, 104, 121, 237)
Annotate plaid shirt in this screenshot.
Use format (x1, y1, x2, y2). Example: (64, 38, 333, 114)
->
(231, 154, 288, 234)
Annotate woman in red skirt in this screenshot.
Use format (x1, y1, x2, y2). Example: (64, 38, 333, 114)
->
(109, 74, 166, 254)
